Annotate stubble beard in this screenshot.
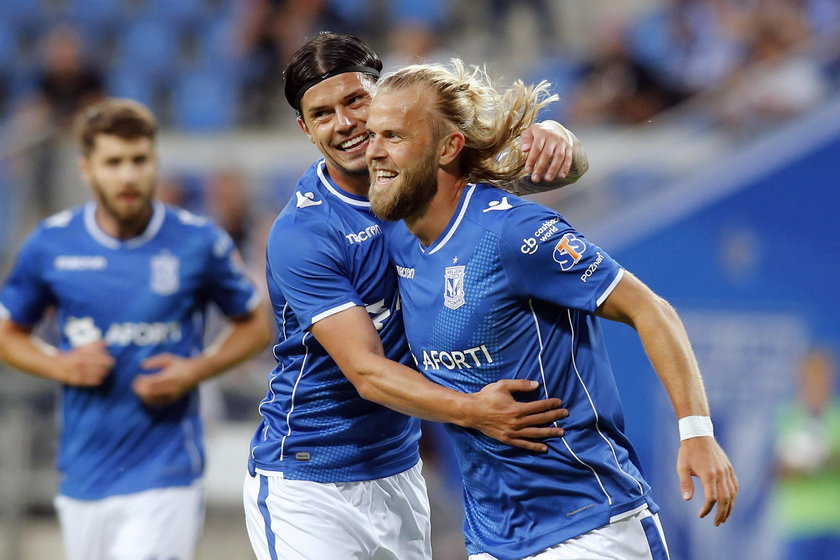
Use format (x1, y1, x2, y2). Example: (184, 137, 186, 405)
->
(91, 178, 154, 234)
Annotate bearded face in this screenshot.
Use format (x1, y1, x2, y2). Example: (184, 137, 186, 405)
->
(369, 140, 439, 222)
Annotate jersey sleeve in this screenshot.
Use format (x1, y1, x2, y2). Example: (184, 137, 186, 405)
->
(499, 204, 624, 313)
(0, 229, 54, 326)
(266, 217, 362, 331)
(200, 224, 261, 317)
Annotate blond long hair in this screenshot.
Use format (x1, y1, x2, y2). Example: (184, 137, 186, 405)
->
(376, 59, 557, 185)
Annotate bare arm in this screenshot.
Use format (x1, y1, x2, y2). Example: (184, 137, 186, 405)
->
(132, 303, 273, 405)
(596, 272, 738, 526)
(505, 121, 589, 195)
(0, 319, 114, 386)
(310, 305, 567, 452)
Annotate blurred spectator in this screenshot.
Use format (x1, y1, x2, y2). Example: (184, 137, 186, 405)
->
(567, 19, 686, 126)
(773, 347, 840, 560)
(485, 0, 558, 57)
(715, 2, 828, 133)
(12, 24, 105, 218)
(205, 168, 252, 252)
(29, 24, 106, 128)
(234, 0, 328, 125)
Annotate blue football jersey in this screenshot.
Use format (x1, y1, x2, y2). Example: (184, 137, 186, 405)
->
(0, 201, 260, 500)
(385, 184, 657, 559)
(248, 160, 420, 482)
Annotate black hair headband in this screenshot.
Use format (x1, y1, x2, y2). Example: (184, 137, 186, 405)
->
(292, 65, 381, 112)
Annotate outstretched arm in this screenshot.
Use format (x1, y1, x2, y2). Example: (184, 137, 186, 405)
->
(311, 305, 568, 452)
(504, 121, 589, 195)
(596, 272, 738, 526)
(132, 304, 273, 405)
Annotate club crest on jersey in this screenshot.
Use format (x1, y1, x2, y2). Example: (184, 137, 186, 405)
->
(552, 233, 586, 271)
(150, 251, 180, 295)
(444, 265, 466, 310)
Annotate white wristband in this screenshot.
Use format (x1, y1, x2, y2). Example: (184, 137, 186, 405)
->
(679, 416, 714, 441)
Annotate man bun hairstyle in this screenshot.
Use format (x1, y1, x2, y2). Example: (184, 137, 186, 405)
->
(376, 60, 557, 185)
(284, 32, 382, 113)
(77, 98, 157, 156)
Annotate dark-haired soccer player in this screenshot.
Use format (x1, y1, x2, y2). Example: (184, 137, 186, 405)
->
(0, 98, 273, 560)
(243, 32, 587, 560)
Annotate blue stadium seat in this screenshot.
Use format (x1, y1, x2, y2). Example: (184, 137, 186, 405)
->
(194, 20, 243, 75)
(0, 0, 44, 29)
(170, 69, 239, 131)
(65, 0, 126, 31)
(113, 20, 181, 82)
(0, 21, 18, 73)
(138, 0, 209, 32)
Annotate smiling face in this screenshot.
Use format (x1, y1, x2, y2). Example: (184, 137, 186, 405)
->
(297, 72, 376, 193)
(80, 133, 157, 237)
(366, 85, 441, 221)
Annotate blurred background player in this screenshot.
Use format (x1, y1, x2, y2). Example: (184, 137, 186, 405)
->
(243, 32, 585, 560)
(365, 60, 738, 559)
(0, 98, 272, 560)
(773, 347, 840, 560)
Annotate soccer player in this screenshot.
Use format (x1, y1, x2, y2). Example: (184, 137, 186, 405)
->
(243, 33, 587, 560)
(0, 98, 273, 560)
(365, 61, 739, 560)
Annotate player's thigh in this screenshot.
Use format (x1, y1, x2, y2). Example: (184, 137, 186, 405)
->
(55, 494, 114, 560)
(370, 460, 432, 560)
(112, 482, 205, 560)
(244, 472, 374, 560)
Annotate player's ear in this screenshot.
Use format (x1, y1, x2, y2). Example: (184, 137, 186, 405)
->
(439, 131, 464, 166)
(297, 116, 315, 144)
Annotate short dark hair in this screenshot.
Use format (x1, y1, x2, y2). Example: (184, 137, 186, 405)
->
(283, 32, 382, 113)
(76, 98, 157, 156)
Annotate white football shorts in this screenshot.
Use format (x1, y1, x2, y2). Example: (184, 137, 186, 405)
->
(54, 479, 205, 560)
(469, 507, 670, 560)
(243, 460, 432, 560)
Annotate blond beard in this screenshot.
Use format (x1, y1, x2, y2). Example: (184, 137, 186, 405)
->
(369, 150, 438, 222)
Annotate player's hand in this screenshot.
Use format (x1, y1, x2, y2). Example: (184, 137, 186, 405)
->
(520, 120, 576, 183)
(677, 436, 739, 526)
(132, 353, 199, 405)
(465, 379, 567, 452)
(56, 340, 114, 386)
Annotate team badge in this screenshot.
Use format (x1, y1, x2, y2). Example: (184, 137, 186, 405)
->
(444, 265, 466, 310)
(150, 251, 180, 295)
(552, 233, 586, 271)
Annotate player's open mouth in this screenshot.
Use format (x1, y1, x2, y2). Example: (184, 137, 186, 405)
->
(373, 169, 397, 184)
(337, 134, 369, 152)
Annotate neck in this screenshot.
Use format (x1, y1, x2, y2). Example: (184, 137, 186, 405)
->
(95, 203, 153, 240)
(325, 162, 370, 198)
(405, 171, 468, 247)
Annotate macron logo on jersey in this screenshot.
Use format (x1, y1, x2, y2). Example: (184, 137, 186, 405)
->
(552, 233, 586, 271)
(55, 256, 107, 271)
(346, 224, 381, 245)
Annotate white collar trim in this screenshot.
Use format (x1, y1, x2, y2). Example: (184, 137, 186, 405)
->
(84, 200, 165, 249)
(427, 184, 476, 255)
(316, 160, 370, 208)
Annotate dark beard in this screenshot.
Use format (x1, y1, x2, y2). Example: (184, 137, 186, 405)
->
(369, 152, 438, 222)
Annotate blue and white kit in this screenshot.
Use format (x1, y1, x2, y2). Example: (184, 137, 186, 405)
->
(248, 159, 421, 482)
(385, 183, 658, 560)
(0, 201, 260, 500)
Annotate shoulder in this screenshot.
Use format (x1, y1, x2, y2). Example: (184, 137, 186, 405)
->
(161, 204, 235, 257)
(25, 206, 85, 249)
(465, 183, 563, 237)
